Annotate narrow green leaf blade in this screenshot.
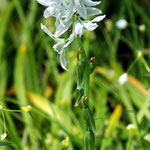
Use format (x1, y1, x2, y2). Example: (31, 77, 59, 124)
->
(0, 142, 11, 146)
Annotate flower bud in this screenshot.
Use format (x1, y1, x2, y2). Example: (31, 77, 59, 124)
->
(61, 137, 70, 147)
(21, 105, 32, 112)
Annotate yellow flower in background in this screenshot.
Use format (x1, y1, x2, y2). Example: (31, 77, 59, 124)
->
(21, 105, 32, 112)
(105, 19, 113, 32)
(0, 105, 3, 109)
(137, 51, 143, 58)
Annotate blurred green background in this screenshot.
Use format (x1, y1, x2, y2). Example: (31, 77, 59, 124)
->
(0, 0, 150, 149)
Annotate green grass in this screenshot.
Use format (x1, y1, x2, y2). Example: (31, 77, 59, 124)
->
(0, 0, 150, 149)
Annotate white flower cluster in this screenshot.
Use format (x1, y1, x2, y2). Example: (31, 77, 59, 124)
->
(1, 133, 7, 141)
(37, 0, 105, 70)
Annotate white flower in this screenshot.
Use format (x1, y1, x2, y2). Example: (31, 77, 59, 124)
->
(43, 4, 57, 18)
(1, 133, 7, 140)
(138, 24, 146, 32)
(116, 19, 128, 29)
(41, 23, 72, 70)
(118, 73, 128, 85)
(126, 124, 136, 130)
(37, 0, 67, 25)
(53, 40, 66, 54)
(37, 0, 105, 70)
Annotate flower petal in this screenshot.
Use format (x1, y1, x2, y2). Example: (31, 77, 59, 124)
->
(41, 23, 55, 40)
(87, 7, 102, 16)
(65, 1, 74, 22)
(91, 15, 106, 22)
(74, 21, 83, 37)
(37, 0, 55, 6)
(53, 40, 65, 54)
(63, 33, 75, 48)
(83, 0, 101, 6)
(60, 49, 68, 71)
(54, 21, 72, 37)
(83, 21, 98, 31)
(75, 0, 87, 19)
(44, 5, 56, 18)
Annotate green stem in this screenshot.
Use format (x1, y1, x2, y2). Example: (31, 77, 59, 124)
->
(29, 112, 47, 150)
(77, 37, 90, 107)
(141, 57, 150, 73)
(127, 133, 133, 150)
(1, 110, 6, 133)
(127, 57, 139, 73)
(2, 109, 22, 112)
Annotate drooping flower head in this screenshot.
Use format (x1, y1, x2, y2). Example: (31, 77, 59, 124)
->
(37, 0, 105, 70)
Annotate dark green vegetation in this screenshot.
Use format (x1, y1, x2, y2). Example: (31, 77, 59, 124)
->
(0, 0, 150, 149)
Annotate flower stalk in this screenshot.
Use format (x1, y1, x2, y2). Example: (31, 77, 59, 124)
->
(77, 36, 97, 149)
(77, 36, 90, 107)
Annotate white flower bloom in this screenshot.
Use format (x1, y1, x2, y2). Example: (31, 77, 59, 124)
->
(44, 4, 56, 18)
(1, 133, 7, 140)
(74, 21, 83, 37)
(116, 19, 128, 29)
(38, 0, 67, 25)
(41, 23, 74, 70)
(54, 21, 72, 38)
(82, 15, 105, 31)
(138, 24, 146, 32)
(53, 40, 66, 54)
(118, 73, 128, 85)
(37, 0, 105, 70)
(126, 124, 136, 130)
(73, 0, 87, 19)
(63, 33, 75, 48)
